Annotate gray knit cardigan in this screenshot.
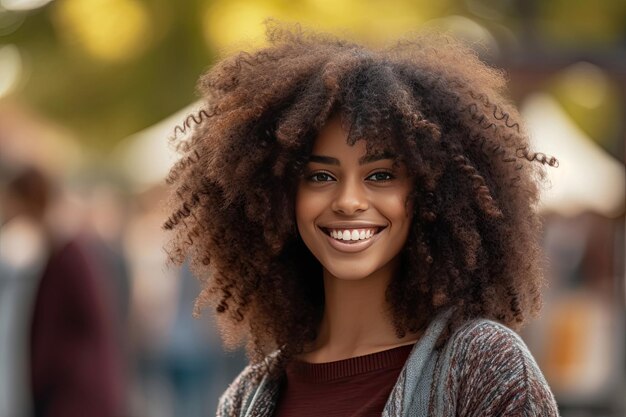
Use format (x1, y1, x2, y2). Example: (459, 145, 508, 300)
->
(216, 310, 559, 417)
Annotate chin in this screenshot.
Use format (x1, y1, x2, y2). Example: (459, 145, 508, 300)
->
(323, 262, 379, 281)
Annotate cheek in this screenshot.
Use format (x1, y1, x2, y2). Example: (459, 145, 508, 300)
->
(294, 190, 325, 259)
(381, 190, 412, 221)
(295, 188, 318, 232)
(380, 188, 414, 246)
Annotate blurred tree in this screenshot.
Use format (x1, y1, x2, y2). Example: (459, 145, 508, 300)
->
(0, 0, 624, 152)
(536, 0, 626, 47)
(2, 0, 214, 151)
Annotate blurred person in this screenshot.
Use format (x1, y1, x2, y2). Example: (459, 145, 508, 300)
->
(164, 24, 559, 416)
(84, 182, 132, 334)
(1, 166, 125, 417)
(82, 181, 133, 394)
(0, 166, 49, 417)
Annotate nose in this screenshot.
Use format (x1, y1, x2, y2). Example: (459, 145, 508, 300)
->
(331, 179, 369, 215)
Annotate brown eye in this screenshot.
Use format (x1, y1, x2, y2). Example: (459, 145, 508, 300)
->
(367, 171, 394, 182)
(308, 172, 335, 182)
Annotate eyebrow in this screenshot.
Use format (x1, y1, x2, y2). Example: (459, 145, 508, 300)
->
(308, 152, 397, 166)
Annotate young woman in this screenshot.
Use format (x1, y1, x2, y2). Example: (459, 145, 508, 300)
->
(164, 23, 559, 416)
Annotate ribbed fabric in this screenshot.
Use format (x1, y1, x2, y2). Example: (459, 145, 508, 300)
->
(274, 344, 413, 417)
(287, 344, 413, 382)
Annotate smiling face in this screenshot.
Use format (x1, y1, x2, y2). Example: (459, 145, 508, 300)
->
(295, 116, 414, 282)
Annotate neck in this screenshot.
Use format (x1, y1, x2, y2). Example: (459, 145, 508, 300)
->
(304, 260, 419, 362)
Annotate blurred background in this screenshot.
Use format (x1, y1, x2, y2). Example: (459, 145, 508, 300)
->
(0, 0, 624, 416)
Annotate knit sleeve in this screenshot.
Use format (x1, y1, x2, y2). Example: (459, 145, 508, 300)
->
(216, 363, 257, 417)
(216, 353, 284, 417)
(442, 320, 559, 417)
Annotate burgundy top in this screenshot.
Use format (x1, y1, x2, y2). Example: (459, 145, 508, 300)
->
(274, 344, 414, 417)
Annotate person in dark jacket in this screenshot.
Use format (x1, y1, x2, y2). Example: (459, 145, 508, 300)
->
(4, 167, 125, 417)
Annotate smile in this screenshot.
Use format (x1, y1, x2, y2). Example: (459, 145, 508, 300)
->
(318, 226, 386, 253)
(322, 227, 382, 242)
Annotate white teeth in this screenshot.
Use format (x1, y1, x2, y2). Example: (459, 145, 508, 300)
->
(327, 228, 379, 241)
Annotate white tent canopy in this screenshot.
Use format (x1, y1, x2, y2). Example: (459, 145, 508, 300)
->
(521, 93, 625, 218)
(113, 101, 204, 192)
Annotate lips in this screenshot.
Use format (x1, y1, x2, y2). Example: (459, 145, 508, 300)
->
(317, 224, 387, 253)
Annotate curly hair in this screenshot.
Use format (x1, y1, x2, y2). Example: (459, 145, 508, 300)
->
(163, 22, 557, 364)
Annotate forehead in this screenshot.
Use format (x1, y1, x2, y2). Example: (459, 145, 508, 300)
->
(312, 116, 359, 154)
(312, 116, 395, 160)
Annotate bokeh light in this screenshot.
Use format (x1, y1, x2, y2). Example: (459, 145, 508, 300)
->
(1, 0, 53, 11)
(0, 44, 21, 98)
(52, 0, 152, 62)
(202, 0, 449, 52)
(550, 62, 623, 152)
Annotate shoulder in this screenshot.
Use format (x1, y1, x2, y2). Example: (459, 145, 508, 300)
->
(439, 319, 559, 417)
(447, 318, 528, 357)
(216, 351, 282, 417)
